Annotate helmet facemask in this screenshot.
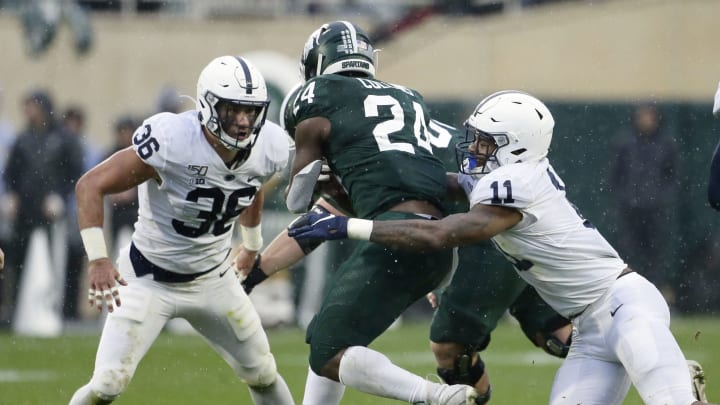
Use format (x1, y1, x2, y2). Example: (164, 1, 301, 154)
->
(200, 92, 269, 151)
(456, 126, 507, 176)
(197, 56, 270, 152)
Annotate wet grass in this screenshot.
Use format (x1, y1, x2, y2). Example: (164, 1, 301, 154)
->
(0, 315, 718, 404)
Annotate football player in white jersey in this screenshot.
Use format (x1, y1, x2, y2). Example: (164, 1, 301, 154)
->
(288, 90, 713, 405)
(69, 56, 295, 405)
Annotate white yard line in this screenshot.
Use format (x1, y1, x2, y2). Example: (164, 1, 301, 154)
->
(0, 370, 57, 382)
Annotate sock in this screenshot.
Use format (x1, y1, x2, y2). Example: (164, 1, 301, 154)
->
(69, 384, 93, 405)
(69, 383, 113, 405)
(302, 367, 346, 405)
(337, 346, 429, 402)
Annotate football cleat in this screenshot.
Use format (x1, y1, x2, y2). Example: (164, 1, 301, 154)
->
(687, 359, 708, 402)
(417, 380, 478, 405)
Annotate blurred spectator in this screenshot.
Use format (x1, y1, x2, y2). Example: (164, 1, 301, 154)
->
(61, 105, 103, 321)
(709, 81, 720, 210)
(155, 85, 182, 114)
(1, 89, 84, 328)
(0, 87, 16, 242)
(0, 88, 15, 323)
(63, 106, 103, 172)
(609, 103, 679, 302)
(107, 115, 139, 258)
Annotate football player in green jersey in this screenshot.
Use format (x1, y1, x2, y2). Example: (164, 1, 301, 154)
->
(241, 25, 571, 403)
(283, 20, 478, 405)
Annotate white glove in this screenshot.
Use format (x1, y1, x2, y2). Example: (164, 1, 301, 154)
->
(713, 80, 720, 117)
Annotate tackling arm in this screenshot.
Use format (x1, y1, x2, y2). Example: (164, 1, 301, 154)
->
(288, 203, 522, 250)
(367, 205, 521, 250)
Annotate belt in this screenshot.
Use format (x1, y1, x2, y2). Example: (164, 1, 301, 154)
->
(617, 267, 634, 279)
(130, 242, 216, 283)
(569, 267, 634, 320)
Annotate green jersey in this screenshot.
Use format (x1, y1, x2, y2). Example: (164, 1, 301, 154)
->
(294, 74, 447, 219)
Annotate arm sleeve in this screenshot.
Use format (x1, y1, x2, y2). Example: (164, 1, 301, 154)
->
(709, 139, 720, 211)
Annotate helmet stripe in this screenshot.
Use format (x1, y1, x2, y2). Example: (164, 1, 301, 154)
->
(339, 20, 358, 53)
(234, 56, 253, 94)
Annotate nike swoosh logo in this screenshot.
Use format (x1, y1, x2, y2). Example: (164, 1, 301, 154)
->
(610, 303, 624, 317)
(314, 216, 335, 225)
(219, 266, 231, 278)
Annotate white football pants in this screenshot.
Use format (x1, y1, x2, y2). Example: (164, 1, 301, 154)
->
(79, 245, 282, 400)
(550, 272, 697, 405)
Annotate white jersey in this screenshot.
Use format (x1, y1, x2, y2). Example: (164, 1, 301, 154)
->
(131, 111, 289, 274)
(464, 158, 627, 318)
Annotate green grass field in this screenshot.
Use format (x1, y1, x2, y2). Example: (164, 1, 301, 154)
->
(1, 316, 718, 404)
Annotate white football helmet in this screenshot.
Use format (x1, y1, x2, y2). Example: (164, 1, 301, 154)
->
(457, 90, 554, 175)
(196, 56, 270, 151)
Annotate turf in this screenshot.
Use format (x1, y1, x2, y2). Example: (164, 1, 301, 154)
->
(1, 316, 718, 404)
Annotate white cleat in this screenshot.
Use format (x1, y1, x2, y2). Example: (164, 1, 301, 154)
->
(420, 382, 478, 405)
(688, 359, 708, 402)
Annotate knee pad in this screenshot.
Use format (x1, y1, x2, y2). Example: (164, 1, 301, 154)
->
(91, 369, 130, 401)
(437, 354, 492, 405)
(436, 352, 485, 386)
(529, 314, 572, 358)
(242, 352, 278, 388)
(543, 333, 572, 358)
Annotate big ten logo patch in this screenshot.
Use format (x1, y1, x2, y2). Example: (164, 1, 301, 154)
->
(188, 164, 208, 185)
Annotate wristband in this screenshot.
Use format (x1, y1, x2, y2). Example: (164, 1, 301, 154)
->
(80, 227, 109, 261)
(241, 224, 263, 251)
(347, 218, 373, 240)
(241, 255, 268, 294)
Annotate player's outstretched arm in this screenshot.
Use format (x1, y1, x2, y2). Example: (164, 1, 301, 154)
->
(241, 198, 343, 293)
(288, 203, 522, 250)
(75, 147, 157, 312)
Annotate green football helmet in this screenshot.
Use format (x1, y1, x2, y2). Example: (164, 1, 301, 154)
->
(300, 20, 376, 81)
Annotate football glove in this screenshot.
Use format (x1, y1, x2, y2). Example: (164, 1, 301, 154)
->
(287, 205, 349, 241)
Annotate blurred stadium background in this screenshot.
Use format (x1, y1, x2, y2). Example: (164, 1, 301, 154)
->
(1, 0, 719, 403)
